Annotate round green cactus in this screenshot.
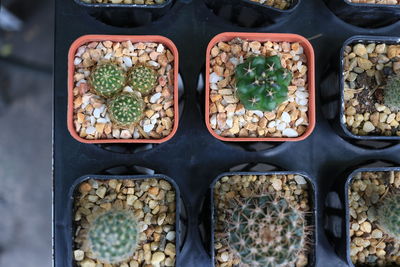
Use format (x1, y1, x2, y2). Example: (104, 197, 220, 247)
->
(88, 210, 139, 264)
(376, 193, 400, 240)
(128, 65, 158, 95)
(235, 55, 292, 111)
(384, 74, 400, 112)
(90, 63, 126, 98)
(226, 194, 306, 267)
(108, 93, 144, 127)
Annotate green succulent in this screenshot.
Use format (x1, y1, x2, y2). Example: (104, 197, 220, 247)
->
(108, 92, 144, 127)
(128, 65, 158, 95)
(376, 193, 400, 240)
(90, 63, 126, 98)
(384, 74, 400, 112)
(235, 55, 292, 111)
(88, 210, 139, 264)
(226, 194, 306, 267)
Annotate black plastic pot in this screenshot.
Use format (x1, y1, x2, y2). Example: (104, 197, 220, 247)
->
(73, 0, 174, 27)
(339, 35, 400, 142)
(66, 174, 182, 267)
(204, 0, 301, 27)
(324, 0, 400, 28)
(209, 171, 317, 267)
(325, 163, 400, 266)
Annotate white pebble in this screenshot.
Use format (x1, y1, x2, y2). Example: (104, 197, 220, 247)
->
(93, 108, 101, 119)
(86, 126, 96, 135)
(133, 128, 140, 139)
(112, 129, 120, 138)
(143, 124, 155, 133)
(148, 61, 160, 68)
(210, 83, 218, 90)
(295, 118, 304, 127)
(97, 118, 108, 124)
(229, 58, 239, 66)
(268, 121, 276, 128)
(74, 57, 82, 65)
(166, 231, 175, 241)
(294, 175, 307, 185)
(90, 116, 95, 126)
(104, 53, 112, 60)
(75, 46, 86, 57)
(156, 44, 164, 53)
(298, 98, 308, 106)
(295, 91, 309, 99)
(226, 118, 233, 128)
(282, 128, 299, 137)
(210, 72, 222, 83)
(210, 114, 217, 127)
(120, 130, 132, 139)
(123, 86, 134, 93)
(150, 93, 162, 104)
(281, 112, 291, 124)
(253, 110, 264, 118)
(122, 57, 132, 68)
(277, 122, 286, 131)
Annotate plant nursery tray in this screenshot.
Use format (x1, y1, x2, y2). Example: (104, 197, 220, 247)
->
(53, 0, 400, 266)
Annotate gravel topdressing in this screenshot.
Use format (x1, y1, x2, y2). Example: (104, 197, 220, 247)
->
(347, 0, 399, 4)
(249, 0, 293, 9)
(79, 0, 167, 4)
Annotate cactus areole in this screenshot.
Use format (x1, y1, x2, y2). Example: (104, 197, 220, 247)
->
(88, 210, 139, 264)
(226, 194, 306, 267)
(377, 193, 400, 240)
(235, 55, 292, 111)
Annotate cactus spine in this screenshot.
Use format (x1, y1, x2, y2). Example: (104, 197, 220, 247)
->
(90, 63, 126, 98)
(235, 55, 292, 111)
(88, 210, 139, 264)
(376, 193, 400, 240)
(226, 194, 306, 267)
(384, 74, 400, 112)
(108, 92, 144, 127)
(128, 65, 158, 95)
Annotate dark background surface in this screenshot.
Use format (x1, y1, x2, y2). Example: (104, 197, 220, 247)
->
(0, 0, 53, 266)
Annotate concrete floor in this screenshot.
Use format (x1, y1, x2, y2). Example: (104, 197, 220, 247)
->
(0, 0, 53, 266)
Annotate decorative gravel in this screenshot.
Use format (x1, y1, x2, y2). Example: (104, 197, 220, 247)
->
(73, 178, 177, 267)
(249, 0, 293, 9)
(208, 38, 310, 139)
(80, 0, 166, 4)
(347, 0, 399, 4)
(213, 174, 313, 267)
(349, 171, 400, 266)
(72, 40, 175, 140)
(342, 42, 400, 136)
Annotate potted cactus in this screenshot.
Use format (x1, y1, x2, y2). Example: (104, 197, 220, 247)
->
(211, 172, 315, 266)
(71, 175, 180, 266)
(205, 32, 316, 142)
(340, 36, 400, 140)
(67, 35, 179, 144)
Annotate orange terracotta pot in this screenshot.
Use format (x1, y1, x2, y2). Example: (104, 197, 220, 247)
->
(67, 35, 179, 144)
(205, 32, 316, 142)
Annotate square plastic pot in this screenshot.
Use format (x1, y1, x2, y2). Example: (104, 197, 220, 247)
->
(324, 0, 400, 28)
(65, 174, 181, 267)
(205, 32, 316, 142)
(67, 34, 179, 144)
(209, 171, 317, 267)
(339, 35, 400, 141)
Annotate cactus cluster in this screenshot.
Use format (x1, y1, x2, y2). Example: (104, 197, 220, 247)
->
(108, 93, 144, 126)
(226, 194, 306, 267)
(384, 74, 400, 112)
(128, 65, 158, 95)
(88, 210, 139, 264)
(89, 62, 159, 127)
(90, 63, 126, 98)
(376, 193, 400, 240)
(235, 55, 292, 111)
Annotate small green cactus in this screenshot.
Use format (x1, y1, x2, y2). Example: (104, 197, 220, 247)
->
(90, 63, 126, 98)
(226, 194, 306, 267)
(108, 93, 144, 127)
(88, 210, 139, 264)
(376, 193, 400, 240)
(384, 74, 400, 112)
(235, 55, 292, 111)
(128, 65, 158, 95)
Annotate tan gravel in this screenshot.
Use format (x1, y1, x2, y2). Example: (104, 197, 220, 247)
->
(213, 174, 312, 267)
(73, 178, 177, 266)
(80, 0, 166, 4)
(72, 41, 175, 141)
(249, 0, 293, 9)
(349, 171, 400, 266)
(347, 0, 399, 4)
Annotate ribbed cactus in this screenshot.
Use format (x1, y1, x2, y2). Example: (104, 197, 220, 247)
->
(235, 55, 292, 111)
(90, 63, 126, 98)
(384, 74, 400, 112)
(226, 194, 306, 267)
(88, 210, 139, 264)
(128, 65, 158, 95)
(376, 193, 400, 240)
(108, 92, 144, 127)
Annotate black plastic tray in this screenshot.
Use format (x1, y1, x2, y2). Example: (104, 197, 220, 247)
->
(53, 0, 400, 266)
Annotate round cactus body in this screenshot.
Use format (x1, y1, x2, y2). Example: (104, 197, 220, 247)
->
(226, 194, 306, 267)
(108, 93, 144, 127)
(90, 63, 126, 98)
(235, 55, 292, 111)
(377, 193, 400, 240)
(384, 74, 400, 112)
(128, 65, 158, 95)
(88, 210, 139, 264)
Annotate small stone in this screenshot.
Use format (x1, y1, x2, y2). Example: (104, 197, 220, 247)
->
(164, 243, 176, 257)
(371, 229, 383, 239)
(294, 175, 307, 185)
(79, 182, 92, 194)
(360, 221, 372, 233)
(80, 259, 96, 267)
(220, 252, 229, 262)
(74, 250, 84, 261)
(357, 58, 373, 70)
(362, 121, 375, 133)
(271, 178, 282, 191)
(282, 128, 299, 138)
(95, 187, 107, 198)
(151, 252, 165, 265)
(166, 231, 175, 241)
(353, 44, 367, 57)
